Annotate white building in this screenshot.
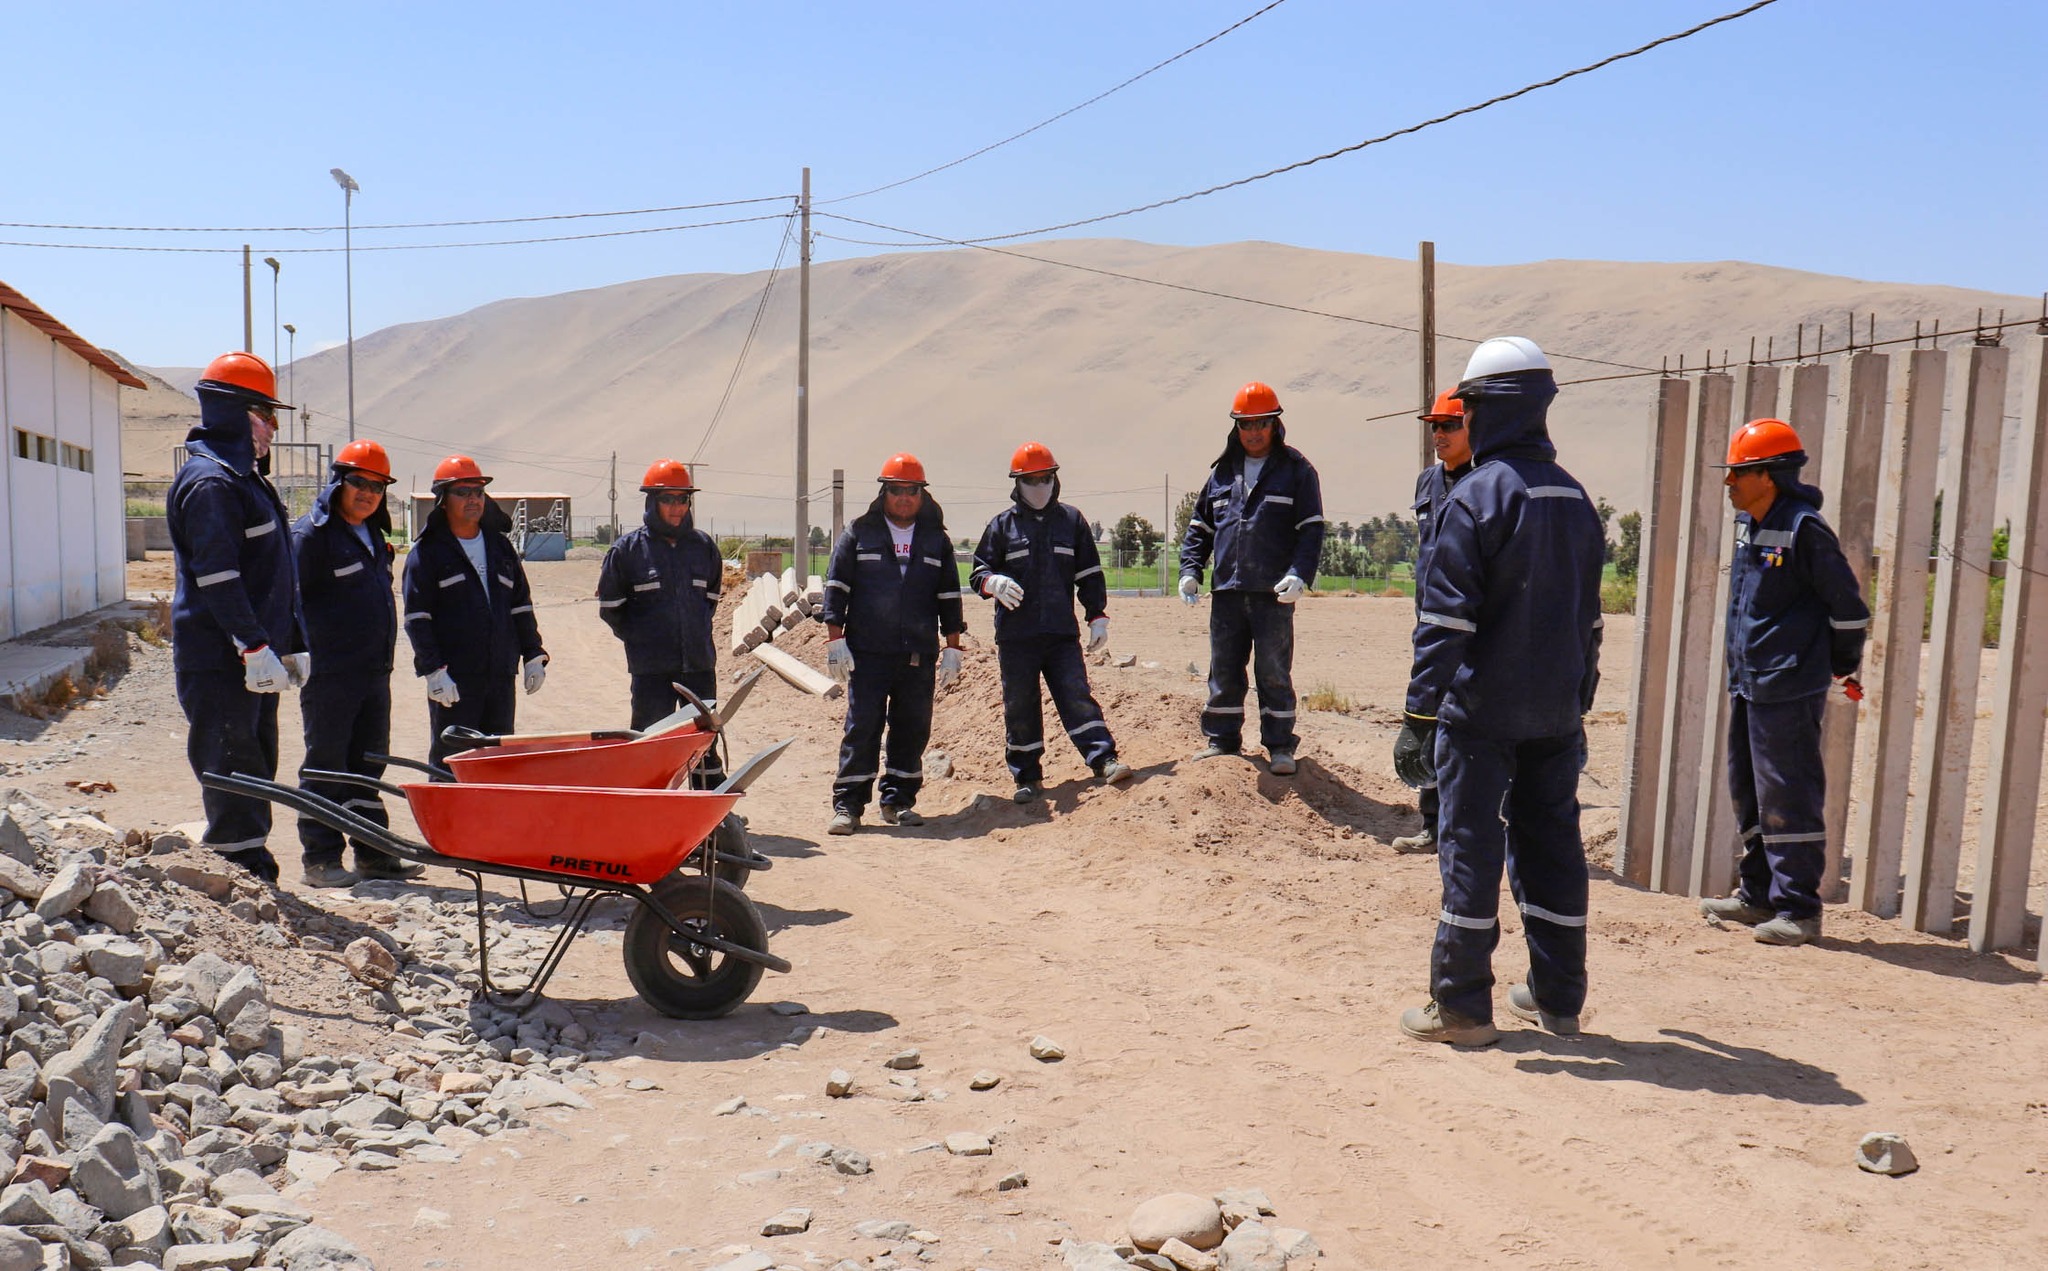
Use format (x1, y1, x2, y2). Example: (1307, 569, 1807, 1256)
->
(1, 282, 142, 640)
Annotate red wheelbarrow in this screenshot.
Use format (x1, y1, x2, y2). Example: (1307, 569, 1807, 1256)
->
(200, 737, 795, 1019)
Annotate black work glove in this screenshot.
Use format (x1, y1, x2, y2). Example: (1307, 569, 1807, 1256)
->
(1394, 713, 1438, 789)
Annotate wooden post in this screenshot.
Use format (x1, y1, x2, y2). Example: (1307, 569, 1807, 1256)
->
(1847, 348, 1945, 917)
(1816, 352, 1886, 900)
(1653, 372, 1733, 894)
(1688, 366, 1776, 898)
(1617, 377, 1691, 886)
(1902, 342, 2008, 934)
(1970, 335, 2048, 954)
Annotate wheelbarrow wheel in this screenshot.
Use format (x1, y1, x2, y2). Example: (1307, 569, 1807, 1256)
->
(623, 875, 767, 1019)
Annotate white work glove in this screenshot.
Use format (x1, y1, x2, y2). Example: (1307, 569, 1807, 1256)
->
(1087, 617, 1109, 653)
(984, 575, 1024, 610)
(426, 667, 461, 707)
(281, 652, 312, 688)
(938, 647, 962, 689)
(826, 638, 854, 684)
(242, 646, 288, 694)
(1274, 574, 1306, 604)
(1178, 576, 1201, 607)
(522, 656, 548, 696)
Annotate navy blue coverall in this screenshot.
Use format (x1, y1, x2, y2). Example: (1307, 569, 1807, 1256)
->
(819, 495, 966, 814)
(291, 470, 401, 870)
(401, 500, 546, 768)
(1406, 370, 1605, 1025)
(1178, 421, 1325, 754)
(167, 388, 304, 869)
(1724, 472, 1869, 921)
(1410, 456, 1472, 839)
(596, 497, 724, 777)
(969, 482, 1119, 784)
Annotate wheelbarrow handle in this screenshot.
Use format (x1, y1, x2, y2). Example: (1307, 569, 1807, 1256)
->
(301, 768, 408, 800)
(366, 752, 455, 782)
(441, 725, 641, 748)
(200, 771, 433, 863)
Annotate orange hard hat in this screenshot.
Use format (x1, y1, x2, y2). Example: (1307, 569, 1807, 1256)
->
(1230, 381, 1283, 420)
(640, 459, 697, 492)
(1719, 418, 1806, 470)
(431, 454, 492, 490)
(1419, 389, 1465, 423)
(878, 453, 927, 486)
(197, 351, 291, 409)
(334, 439, 394, 482)
(1008, 442, 1058, 477)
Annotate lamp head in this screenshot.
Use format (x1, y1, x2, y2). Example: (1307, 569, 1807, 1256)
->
(282, 323, 295, 336)
(263, 256, 280, 273)
(329, 167, 359, 193)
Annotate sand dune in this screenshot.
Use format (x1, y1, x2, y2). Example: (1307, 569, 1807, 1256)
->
(132, 240, 2038, 532)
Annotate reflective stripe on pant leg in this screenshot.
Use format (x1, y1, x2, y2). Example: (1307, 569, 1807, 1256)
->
(834, 656, 893, 811)
(1431, 725, 1512, 1023)
(1504, 733, 1590, 1016)
(879, 654, 936, 808)
(178, 668, 276, 852)
(1748, 692, 1829, 918)
(1203, 591, 1253, 746)
(1042, 635, 1117, 770)
(1249, 594, 1298, 752)
(1726, 693, 1774, 909)
(997, 639, 1047, 783)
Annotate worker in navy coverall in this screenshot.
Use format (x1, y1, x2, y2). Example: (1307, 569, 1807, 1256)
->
(1699, 418, 1869, 947)
(1395, 337, 1605, 1046)
(595, 459, 725, 782)
(819, 454, 966, 835)
(292, 439, 418, 887)
(167, 352, 306, 884)
(1177, 380, 1326, 777)
(401, 455, 548, 769)
(1392, 390, 1476, 856)
(969, 442, 1134, 802)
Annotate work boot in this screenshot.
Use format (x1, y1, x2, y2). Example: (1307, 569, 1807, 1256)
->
(1191, 743, 1239, 762)
(356, 855, 425, 882)
(1267, 750, 1298, 776)
(1507, 983, 1581, 1037)
(878, 805, 924, 827)
(1098, 760, 1134, 785)
(1700, 894, 1774, 926)
(1399, 1000, 1500, 1048)
(1012, 784, 1041, 804)
(1753, 915, 1821, 946)
(302, 861, 359, 889)
(220, 847, 280, 886)
(1390, 829, 1438, 855)
(826, 809, 859, 837)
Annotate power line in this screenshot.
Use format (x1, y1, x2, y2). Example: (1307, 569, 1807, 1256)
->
(0, 195, 794, 235)
(816, 213, 1656, 371)
(822, 0, 1290, 206)
(692, 214, 800, 463)
(943, 0, 1783, 245)
(0, 210, 793, 255)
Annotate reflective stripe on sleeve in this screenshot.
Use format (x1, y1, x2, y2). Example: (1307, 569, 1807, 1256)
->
(1006, 549, 1029, 560)
(633, 581, 660, 591)
(1264, 495, 1294, 506)
(826, 579, 851, 592)
(857, 553, 882, 561)
(509, 605, 534, 615)
(333, 562, 364, 578)
(439, 575, 465, 588)
(196, 569, 241, 587)
(692, 578, 708, 588)
(1074, 565, 1103, 579)
(1053, 545, 1074, 555)
(404, 612, 432, 623)
(1527, 486, 1584, 500)
(1419, 611, 1477, 633)
(936, 590, 962, 600)
(244, 521, 276, 538)
(1295, 515, 1325, 529)
(1830, 617, 1869, 630)
(598, 598, 627, 609)
(496, 574, 513, 588)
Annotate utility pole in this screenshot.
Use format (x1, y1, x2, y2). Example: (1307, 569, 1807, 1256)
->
(608, 451, 618, 538)
(831, 468, 844, 544)
(1418, 240, 1436, 470)
(241, 245, 254, 353)
(1161, 474, 1170, 595)
(795, 167, 812, 575)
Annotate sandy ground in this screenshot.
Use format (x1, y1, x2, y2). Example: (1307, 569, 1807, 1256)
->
(7, 558, 2048, 1269)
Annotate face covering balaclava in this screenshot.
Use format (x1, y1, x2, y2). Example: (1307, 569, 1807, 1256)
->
(1019, 480, 1054, 511)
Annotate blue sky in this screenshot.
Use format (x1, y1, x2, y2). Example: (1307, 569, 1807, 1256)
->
(3, 0, 2042, 368)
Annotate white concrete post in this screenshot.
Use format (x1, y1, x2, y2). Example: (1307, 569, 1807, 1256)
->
(1971, 335, 2048, 955)
(1617, 378, 1691, 886)
(1689, 367, 1779, 897)
(1902, 342, 2008, 934)
(1847, 348, 1946, 917)
(1654, 372, 1733, 895)
(1817, 353, 1886, 900)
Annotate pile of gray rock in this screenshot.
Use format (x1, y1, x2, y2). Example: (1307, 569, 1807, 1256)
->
(0, 789, 616, 1270)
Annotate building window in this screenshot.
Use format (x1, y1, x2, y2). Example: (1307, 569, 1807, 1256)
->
(60, 442, 93, 473)
(11, 429, 84, 469)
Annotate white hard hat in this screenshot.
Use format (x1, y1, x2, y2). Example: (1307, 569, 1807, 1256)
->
(1460, 336, 1551, 383)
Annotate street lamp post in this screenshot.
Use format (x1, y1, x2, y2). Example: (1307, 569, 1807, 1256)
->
(263, 257, 281, 379)
(329, 167, 360, 441)
(281, 323, 297, 443)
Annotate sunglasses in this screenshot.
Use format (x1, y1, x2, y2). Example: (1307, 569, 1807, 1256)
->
(447, 485, 488, 499)
(1017, 473, 1054, 487)
(1235, 417, 1276, 430)
(340, 474, 388, 494)
(250, 406, 277, 425)
(883, 483, 923, 497)
(654, 492, 692, 506)
(1428, 419, 1466, 433)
